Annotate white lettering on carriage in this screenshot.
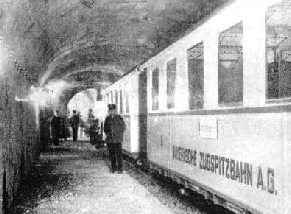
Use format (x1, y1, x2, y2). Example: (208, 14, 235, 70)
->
(172, 146, 277, 195)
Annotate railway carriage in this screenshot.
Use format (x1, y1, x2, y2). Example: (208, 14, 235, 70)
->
(104, 0, 291, 213)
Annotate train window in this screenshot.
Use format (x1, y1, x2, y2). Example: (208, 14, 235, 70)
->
(115, 91, 118, 111)
(125, 91, 129, 113)
(187, 43, 204, 110)
(167, 58, 177, 109)
(218, 22, 243, 106)
(120, 90, 123, 114)
(152, 68, 159, 110)
(110, 91, 113, 104)
(106, 93, 109, 104)
(266, 2, 291, 100)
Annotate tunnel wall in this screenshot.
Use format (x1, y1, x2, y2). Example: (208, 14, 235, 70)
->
(39, 107, 53, 151)
(0, 60, 41, 212)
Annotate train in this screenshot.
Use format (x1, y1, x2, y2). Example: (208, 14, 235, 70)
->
(103, 0, 291, 213)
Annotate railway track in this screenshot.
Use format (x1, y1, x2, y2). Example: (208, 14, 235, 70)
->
(123, 157, 235, 214)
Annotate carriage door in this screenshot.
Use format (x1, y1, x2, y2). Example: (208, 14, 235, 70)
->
(138, 69, 148, 160)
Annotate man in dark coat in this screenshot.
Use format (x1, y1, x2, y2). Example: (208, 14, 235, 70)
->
(104, 104, 126, 174)
(51, 110, 61, 146)
(70, 110, 79, 141)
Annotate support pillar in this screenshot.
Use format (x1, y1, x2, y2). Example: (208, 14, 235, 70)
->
(204, 32, 219, 109)
(243, 3, 266, 106)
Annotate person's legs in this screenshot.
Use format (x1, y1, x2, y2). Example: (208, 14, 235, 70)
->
(116, 143, 123, 173)
(73, 127, 77, 141)
(53, 137, 57, 146)
(55, 130, 60, 146)
(75, 127, 78, 140)
(52, 128, 59, 146)
(89, 127, 93, 144)
(107, 143, 117, 172)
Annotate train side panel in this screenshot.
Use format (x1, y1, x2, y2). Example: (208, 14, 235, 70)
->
(105, 73, 141, 156)
(148, 112, 288, 214)
(122, 115, 131, 153)
(128, 74, 141, 155)
(105, 1, 290, 213)
(148, 116, 171, 168)
(147, 117, 159, 164)
(285, 114, 291, 214)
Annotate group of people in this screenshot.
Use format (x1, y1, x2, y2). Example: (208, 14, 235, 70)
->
(50, 110, 80, 146)
(50, 104, 126, 174)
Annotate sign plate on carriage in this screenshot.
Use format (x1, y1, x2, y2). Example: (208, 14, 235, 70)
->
(199, 117, 218, 139)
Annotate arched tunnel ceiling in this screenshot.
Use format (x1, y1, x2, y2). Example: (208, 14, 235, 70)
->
(0, 0, 228, 102)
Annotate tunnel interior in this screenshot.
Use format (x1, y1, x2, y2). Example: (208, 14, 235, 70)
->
(0, 0, 227, 98)
(0, 0, 229, 211)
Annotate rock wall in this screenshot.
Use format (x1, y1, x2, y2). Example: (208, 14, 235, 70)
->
(0, 60, 40, 213)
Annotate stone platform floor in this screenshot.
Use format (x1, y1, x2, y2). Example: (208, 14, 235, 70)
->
(9, 141, 174, 214)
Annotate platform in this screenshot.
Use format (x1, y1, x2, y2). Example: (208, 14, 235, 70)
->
(10, 141, 174, 214)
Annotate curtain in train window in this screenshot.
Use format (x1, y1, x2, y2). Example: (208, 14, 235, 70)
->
(125, 91, 129, 113)
(218, 22, 243, 106)
(110, 91, 113, 104)
(188, 43, 204, 110)
(266, 2, 291, 99)
(115, 91, 118, 112)
(167, 58, 177, 109)
(106, 93, 109, 104)
(120, 90, 123, 114)
(152, 68, 159, 110)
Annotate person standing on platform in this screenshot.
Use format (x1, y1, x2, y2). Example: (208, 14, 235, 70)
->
(87, 109, 96, 144)
(104, 104, 126, 174)
(70, 110, 80, 142)
(51, 110, 61, 146)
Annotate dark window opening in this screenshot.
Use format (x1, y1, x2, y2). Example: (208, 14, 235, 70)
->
(188, 43, 204, 110)
(218, 22, 243, 106)
(152, 68, 159, 111)
(266, 2, 291, 100)
(167, 58, 177, 109)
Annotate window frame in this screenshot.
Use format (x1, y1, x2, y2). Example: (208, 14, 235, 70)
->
(187, 42, 205, 110)
(218, 22, 244, 107)
(166, 57, 177, 110)
(151, 67, 160, 112)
